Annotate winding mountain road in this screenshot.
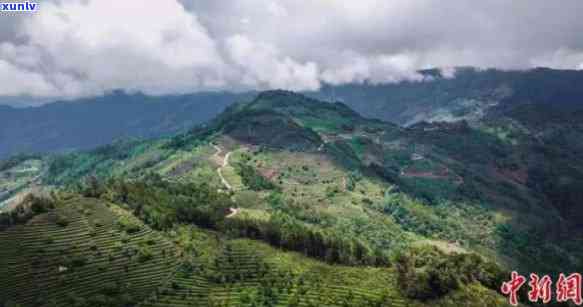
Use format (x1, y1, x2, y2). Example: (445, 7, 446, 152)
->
(212, 144, 240, 218)
(213, 145, 233, 191)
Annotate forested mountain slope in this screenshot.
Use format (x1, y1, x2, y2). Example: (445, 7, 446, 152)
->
(0, 91, 526, 306)
(0, 91, 253, 159)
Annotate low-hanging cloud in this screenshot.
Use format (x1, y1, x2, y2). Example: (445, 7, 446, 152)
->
(225, 34, 320, 91)
(2, 0, 583, 100)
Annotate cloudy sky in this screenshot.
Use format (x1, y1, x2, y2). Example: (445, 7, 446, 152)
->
(1, 0, 583, 100)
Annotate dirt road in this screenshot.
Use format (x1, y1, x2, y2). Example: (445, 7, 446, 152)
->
(213, 145, 233, 191)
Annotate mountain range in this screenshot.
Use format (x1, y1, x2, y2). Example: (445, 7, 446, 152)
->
(0, 91, 253, 159)
(3, 67, 583, 159)
(1, 68, 583, 306)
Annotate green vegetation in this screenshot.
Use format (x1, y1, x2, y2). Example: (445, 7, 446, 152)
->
(79, 175, 387, 267)
(6, 89, 581, 306)
(235, 157, 277, 191)
(140, 225, 505, 307)
(395, 246, 505, 300)
(0, 195, 177, 307)
(95, 174, 233, 230)
(223, 210, 389, 266)
(142, 227, 408, 307)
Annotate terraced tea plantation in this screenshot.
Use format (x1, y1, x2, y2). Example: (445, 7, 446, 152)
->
(0, 196, 414, 307)
(139, 226, 506, 307)
(0, 196, 178, 306)
(141, 228, 408, 307)
(0, 185, 507, 307)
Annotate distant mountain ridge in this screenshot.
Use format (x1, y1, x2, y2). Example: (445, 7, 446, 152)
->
(0, 91, 254, 159)
(3, 67, 583, 160)
(308, 67, 583, 126)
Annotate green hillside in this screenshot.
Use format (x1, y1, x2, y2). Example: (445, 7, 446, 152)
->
(0, 195, 178, 306)
(5, 89, 580, 306)
(0, 181, 506, 307)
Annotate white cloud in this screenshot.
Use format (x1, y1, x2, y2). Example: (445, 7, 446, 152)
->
(321, 52, 425, 85)
(529, 48, 583, 70)
(225, 34, 320, 91)
(0, 59, 55, 96)
(440, 67, 457, 79)
(2, 0, 583, 100)
(185, 0, 583, 72)
(266, 2, 287, 17)
(1, 0, 227, 97)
